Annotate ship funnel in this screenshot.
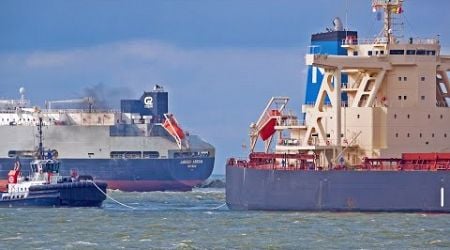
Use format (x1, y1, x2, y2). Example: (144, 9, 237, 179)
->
(333, 17, 344, 31)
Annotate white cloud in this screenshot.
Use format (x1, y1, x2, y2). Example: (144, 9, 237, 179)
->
(0, 40, 306, 173)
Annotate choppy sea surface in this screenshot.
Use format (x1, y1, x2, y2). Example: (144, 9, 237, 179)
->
(1, 177, 450, 249)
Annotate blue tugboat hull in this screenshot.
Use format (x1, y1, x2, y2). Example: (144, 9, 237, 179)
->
(0, 181, 107, 208)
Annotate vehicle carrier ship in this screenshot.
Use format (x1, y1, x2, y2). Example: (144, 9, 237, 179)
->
(0, 85, 215, 192)
(226, 0, 450, 212)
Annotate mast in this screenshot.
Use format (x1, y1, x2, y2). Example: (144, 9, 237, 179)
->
(372, 0, 404, 44)
(38, 117, 44, 160)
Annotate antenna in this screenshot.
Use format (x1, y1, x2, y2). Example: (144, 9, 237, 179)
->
(345, 0, 348, 32)
(38, 117, 44, 160)
(372, 0, 404, 44)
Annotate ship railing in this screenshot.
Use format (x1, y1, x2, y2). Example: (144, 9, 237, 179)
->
(360, 154, 450, 171)
(43, 108, 120, 114)
(228, 153, 317, 171)
(277, 118, 305, 127)
(302, 101, 349, 108)
(0, 110, 20, 114)
(342, 37, 439, 46)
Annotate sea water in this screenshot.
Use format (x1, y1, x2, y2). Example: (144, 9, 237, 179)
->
(0, 179, 449, 249)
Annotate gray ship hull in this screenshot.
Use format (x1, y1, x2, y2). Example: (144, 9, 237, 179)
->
(226, 165, 450, 212)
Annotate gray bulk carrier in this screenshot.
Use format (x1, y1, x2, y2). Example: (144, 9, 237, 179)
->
(226, 0, 450, 212)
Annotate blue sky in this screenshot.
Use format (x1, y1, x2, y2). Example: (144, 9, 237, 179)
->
(1, 0, 449, 174)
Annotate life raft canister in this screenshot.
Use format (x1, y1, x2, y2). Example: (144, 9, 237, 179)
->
(8, 170, 19, 184)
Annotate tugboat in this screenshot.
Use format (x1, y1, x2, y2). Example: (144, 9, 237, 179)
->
(0, 117, 107, 207)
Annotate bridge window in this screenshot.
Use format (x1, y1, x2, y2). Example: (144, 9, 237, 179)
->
(110, 151, 142, 159)
(174, 152, 192, 158)
(368, 51, 373, 56)
(353, 51, 358, 56)
(8, 150, 35, 158)
(174, 151, 209, 158)
(417, 50, 426, 55)
(406, 50, 415, 55)
(143, 151, 160, 158)
(200, 151, 210, 157)
(390, 50, 404, 55)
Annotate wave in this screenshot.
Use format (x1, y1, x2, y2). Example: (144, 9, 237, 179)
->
(196, 178, 225, 188)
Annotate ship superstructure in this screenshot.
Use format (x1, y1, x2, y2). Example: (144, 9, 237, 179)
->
(226, 0, 450, 212)
(0, 85, 215, 192)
